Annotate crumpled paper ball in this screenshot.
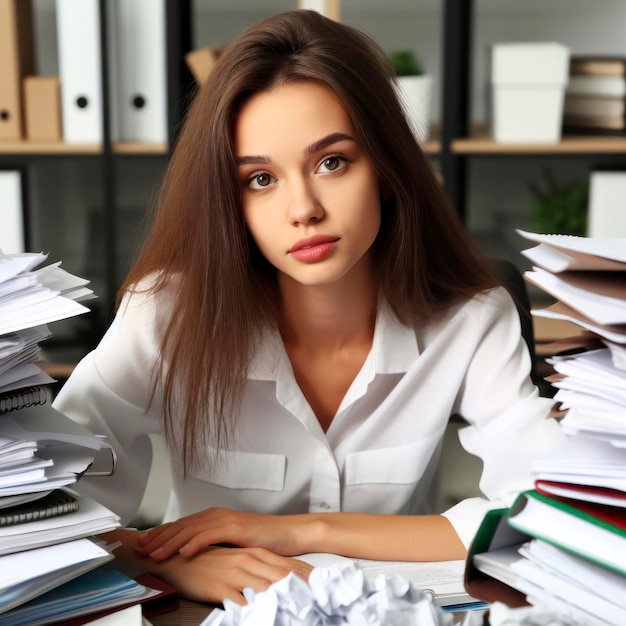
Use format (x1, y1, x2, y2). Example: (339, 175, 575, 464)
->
(200, 561, 455, 626)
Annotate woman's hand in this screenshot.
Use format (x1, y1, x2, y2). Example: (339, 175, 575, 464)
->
(155, 545, 313, 605)
(135, 507, 313, 561)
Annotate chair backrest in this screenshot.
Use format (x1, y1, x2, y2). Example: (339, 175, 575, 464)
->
(490, 258, 553, 398)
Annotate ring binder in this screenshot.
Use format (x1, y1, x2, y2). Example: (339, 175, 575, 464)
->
(82, 442, 118, 477)
(0, 489, 79, 527)
(0, 386, 48, 414)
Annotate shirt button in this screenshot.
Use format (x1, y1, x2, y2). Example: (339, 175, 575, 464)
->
(320, 502, 331, 510)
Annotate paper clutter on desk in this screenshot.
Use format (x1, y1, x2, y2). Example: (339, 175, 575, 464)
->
(489, 602, 580, 626)
(200, 561, 468, 626)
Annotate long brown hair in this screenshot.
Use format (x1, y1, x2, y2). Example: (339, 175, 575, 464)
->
(120, 10, 499, 473)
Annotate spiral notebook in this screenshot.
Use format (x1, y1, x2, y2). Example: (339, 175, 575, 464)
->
(0, 489, 79, 527)
(0, 386, 48, 414)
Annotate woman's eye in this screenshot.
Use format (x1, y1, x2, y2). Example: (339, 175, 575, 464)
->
(318, 156, 347, 173)
(247, 173, 275, 190)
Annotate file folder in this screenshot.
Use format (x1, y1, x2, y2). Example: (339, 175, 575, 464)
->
(55, 0, 103, 144)
(23, 76, 62, 141)
(0, 0, 35, 140)
(107, 0, 168, 145)
(0, 171, 25, 253)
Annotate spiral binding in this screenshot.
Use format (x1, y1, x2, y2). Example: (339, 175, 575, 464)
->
(0, 386, 48, 414)
(0, 490, 79, 526)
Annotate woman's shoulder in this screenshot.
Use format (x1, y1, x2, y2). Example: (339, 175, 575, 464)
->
(118, 271, 181, 312)
(470, 285, 516, 313)
(438, 286, 516, 326)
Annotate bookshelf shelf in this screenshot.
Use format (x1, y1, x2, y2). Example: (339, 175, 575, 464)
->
(451, 132, 626, 155)
(0, 141, 101, 155)
(112, 142, 170, 155)
(420, 125, 441, 155)
(422, 139, 441, 155)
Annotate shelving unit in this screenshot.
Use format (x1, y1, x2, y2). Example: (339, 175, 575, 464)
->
(0, 0, 192, 376)
(6, 0, 625, 377)
(440, 0, 626, 223)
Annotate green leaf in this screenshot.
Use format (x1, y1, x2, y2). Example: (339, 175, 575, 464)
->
(389, 50, 423, 76)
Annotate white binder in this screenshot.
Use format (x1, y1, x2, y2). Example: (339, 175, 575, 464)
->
(55, 0, 103, 144)
(108, 0, 168, 145)
(0, 171, 25, 253)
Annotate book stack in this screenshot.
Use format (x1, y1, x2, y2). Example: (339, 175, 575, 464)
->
(464, 230, 626, 625)
(563, 55, 626, 135)
(0, 252, 178, 624)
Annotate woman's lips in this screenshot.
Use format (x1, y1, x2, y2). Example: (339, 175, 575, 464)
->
(288, 235, 339, 263)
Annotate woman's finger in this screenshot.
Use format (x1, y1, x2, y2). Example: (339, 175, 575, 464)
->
(137, 522, 173, 546)
(137, 524, 226, 560)
(161, 547, 314, 605)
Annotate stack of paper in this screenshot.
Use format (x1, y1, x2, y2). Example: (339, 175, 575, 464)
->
(464, 230, 626, 623)
(0, 252, 177, 624)
(0, 251, 126, 619)
(0, 252, 94, 393)
(518, 230, 626, 446)
(466, 491, 626, 624)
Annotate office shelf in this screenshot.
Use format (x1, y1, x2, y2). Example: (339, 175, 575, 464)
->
(452, 132, 626, 155)
(112, 142, 170, 155)
(0, 142, 101, 155)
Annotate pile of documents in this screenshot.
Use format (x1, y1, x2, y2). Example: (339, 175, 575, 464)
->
(519, 229, 626, 446)
(464, 231, 626, 624)
(0, 252, 175, 623)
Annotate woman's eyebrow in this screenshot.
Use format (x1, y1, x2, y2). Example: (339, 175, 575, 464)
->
(304, 132, 355, 156)
(236, 154, 271, 166)
(236, 132, 356, 166)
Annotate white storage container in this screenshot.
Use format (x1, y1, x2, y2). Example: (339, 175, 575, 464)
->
(490, 43, 570, 143)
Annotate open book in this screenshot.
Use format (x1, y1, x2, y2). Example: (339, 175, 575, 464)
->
(297, 553, 483, 609)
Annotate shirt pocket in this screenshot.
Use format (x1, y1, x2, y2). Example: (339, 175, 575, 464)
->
(190, 448, 287, 492)
(343, 437, 440, 513)
(345, 438, 437, 486)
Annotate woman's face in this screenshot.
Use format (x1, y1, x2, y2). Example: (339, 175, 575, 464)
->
(235, 81, 381, 289)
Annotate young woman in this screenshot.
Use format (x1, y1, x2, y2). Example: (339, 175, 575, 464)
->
(53, 10, 562, 605)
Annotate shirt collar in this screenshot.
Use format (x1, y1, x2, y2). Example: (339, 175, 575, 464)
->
(247, 301, 419, 381)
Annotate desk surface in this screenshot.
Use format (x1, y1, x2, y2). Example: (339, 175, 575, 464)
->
(149, 602, 482, 625)
(151, 600, 215, 625)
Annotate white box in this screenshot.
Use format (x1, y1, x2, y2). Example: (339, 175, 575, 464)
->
(490, 43, 570, 143)
(588, 171, 626, 237)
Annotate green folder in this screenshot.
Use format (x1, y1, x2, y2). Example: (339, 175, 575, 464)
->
(507, 489, 626, 577)
(463, 507, 530, 607)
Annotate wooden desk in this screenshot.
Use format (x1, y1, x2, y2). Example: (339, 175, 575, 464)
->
(151, 599, 215, 625)
(149, 602, 483, 625)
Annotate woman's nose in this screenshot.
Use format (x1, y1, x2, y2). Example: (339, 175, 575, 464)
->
(287, 179, 324, 225)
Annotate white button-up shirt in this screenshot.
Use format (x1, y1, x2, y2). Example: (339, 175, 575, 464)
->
(53, 285, 563, 549)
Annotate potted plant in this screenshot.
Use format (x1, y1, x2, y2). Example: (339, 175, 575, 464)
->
(390, 50, 432, 142)
(529, 169, 588, 235)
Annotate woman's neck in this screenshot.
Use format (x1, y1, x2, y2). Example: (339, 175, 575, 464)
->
(276, 263, 379, 431)
(276, 268, 378, 353)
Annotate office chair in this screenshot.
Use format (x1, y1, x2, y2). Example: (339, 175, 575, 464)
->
(490, 258, 554, 399)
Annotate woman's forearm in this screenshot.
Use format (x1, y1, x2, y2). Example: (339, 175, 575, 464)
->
(289, 513, 467, 562)
(98, 528, 314, 605)
(136, 509, 467, 564)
